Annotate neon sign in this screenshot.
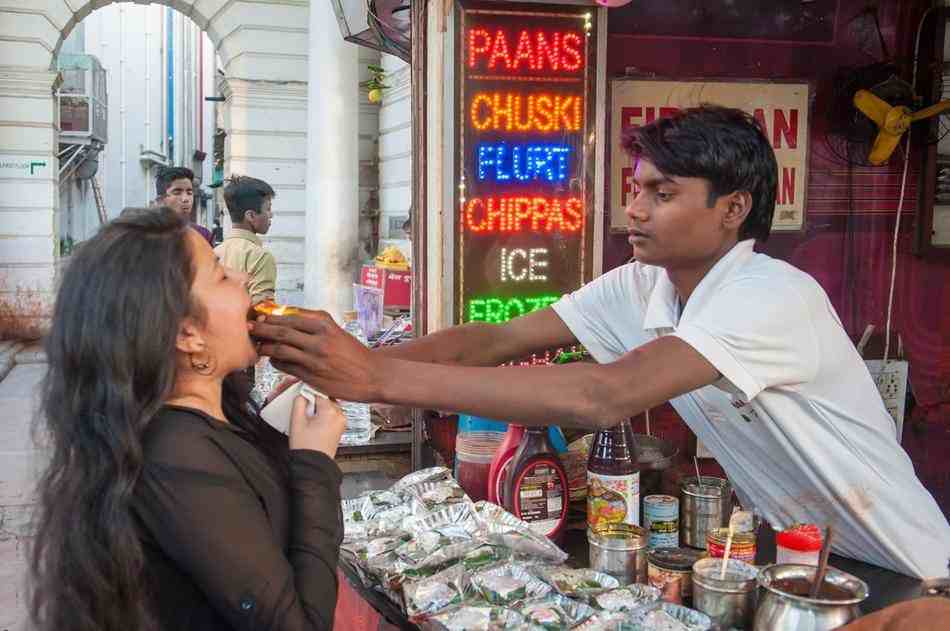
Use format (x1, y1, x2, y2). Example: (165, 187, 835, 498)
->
(457, 5, 595, 334)
(501, 248, 549, 282)
(470, 92, 583, 132)
(468, 294, 561, 324)
(463, 196, 583, 233)
(477, 143, 571, 183)
(468, 28, 583, 73)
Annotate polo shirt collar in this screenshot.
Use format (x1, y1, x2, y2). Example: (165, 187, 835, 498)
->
(226, 227, 262, 246)
(642, 239, 756, 331)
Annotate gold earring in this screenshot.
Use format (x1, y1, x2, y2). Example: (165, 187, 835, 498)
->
(189, 351, 216, 376)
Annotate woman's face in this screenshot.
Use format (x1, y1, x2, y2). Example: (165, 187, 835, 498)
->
(185, 230, 257, 373)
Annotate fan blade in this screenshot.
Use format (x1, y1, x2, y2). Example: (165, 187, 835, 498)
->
(868, 129, 903, 165)
(854, 89, 893, 127)
(910, 99, 950, 122)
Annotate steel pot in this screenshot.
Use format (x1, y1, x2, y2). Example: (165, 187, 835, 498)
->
(754, 564, 869, 631)
(588, 524, 648, 585)
(692, 557, 758, 629)
(680, 476, 732, 549)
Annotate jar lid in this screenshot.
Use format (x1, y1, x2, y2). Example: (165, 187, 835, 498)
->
(587, 524, 648, 550)
(681, 476, 728, 498)
(647, 547, 705, 571)
(776, 524, 823, 552)
(707, 527, 756, 544)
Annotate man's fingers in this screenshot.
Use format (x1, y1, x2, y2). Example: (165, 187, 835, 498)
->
(269, 359, 308, 382)
(258, 340, 321, 370)
(251, 320, 325, 352)
(266, 311, 333, 334)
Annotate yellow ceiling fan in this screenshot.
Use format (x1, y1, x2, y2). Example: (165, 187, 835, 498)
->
(854, 89, 950, 165)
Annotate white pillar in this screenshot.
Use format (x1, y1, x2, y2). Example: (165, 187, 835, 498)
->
(304, 0, 360, 320)
(222, 78, 309, 306)
(0, 68, 60, 339)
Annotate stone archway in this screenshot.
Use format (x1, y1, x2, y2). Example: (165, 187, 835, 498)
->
(0, 0, 310, 336)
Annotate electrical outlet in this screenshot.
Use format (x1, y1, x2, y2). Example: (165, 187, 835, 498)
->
(865, 360, 908, 442)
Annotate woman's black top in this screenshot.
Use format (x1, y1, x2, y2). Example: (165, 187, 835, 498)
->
(132, 405, 343, 630)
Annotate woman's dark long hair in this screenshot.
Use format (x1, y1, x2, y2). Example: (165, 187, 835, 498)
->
(30, 208, 286, 631)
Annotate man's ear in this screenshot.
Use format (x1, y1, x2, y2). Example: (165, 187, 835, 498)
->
(175, 317, 207, 355)
(722, 191, 753, 233)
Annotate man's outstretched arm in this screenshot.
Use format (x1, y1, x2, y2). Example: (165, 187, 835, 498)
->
(373, 308, 578, 367)
(374, 335, 719, 428)
(252, 312, 719, 429)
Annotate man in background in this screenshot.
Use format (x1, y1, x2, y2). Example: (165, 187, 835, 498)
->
(215, 175, 277, 305)
(154, 166, 214, 245)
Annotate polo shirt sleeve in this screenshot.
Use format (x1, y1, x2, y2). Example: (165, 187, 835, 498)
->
(552, 265, 640, 361)
(672, 277, 820, 401)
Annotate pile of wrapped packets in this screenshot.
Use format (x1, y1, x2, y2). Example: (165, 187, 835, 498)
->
(340, 467, 713, 631)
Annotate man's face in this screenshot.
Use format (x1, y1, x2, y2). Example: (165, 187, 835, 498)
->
(624, 158, 733, 269)
(163, 178, 194, 219)
(247, 197, 273, 235)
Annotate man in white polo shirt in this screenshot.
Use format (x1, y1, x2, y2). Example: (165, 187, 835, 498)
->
(252, 106, 950, 578)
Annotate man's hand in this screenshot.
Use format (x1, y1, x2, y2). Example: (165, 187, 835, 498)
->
(251, 311, 384, 403)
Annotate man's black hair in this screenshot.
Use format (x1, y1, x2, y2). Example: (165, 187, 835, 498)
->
(223, 175, 276, 224)
(154, 166, 195, 198)
(622, 105, 777, 242)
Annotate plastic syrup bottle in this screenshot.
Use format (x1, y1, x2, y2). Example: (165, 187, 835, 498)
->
(587, 418, 641, 530)
(503, 427, 569, 542)
(487, 425, 525, 505)
(338, 311, 372, 444)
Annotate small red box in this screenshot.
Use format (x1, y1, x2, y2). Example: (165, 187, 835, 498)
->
(360, 264, 411, 310)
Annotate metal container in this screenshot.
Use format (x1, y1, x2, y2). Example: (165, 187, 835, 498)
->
(647, 547, 706, 606)
(588, 524, 649, 585)
(754, 564, 869, 631)
(680, 476, 732, 549)
(692, 558, 759, 630)
(644, 494, 679, 550)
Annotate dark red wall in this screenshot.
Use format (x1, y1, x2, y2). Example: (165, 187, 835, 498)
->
(604, 0, 950, 513)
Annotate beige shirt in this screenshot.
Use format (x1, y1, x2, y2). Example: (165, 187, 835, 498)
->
(214, 228, 276, 305)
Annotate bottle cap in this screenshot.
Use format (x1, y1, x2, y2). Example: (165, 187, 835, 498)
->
(776, 523, 823, 552)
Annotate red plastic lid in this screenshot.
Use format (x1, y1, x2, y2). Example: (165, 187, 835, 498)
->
(776, 524, 823, 552)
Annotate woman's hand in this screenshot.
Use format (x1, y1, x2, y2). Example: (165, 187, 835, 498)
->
(288, 395, 347, 458)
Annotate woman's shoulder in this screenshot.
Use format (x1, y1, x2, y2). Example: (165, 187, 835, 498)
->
(142, 406, 237, 470)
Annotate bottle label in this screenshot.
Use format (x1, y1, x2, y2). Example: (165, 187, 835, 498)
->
(587, 470, 640, 530)
(513, 460, 565, 537)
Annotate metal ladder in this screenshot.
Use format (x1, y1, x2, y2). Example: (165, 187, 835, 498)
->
(91, 175, 107, 225)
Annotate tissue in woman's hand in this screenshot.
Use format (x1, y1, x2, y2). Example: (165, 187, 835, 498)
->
(260, 382, 326, 434)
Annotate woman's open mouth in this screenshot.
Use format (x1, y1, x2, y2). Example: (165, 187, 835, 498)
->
(247, 301, 300, 321)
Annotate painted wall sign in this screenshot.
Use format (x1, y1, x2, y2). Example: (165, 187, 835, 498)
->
(0, 156, 51, 178)
(609, 79, 810, 232)
(457, 4, 596, 334)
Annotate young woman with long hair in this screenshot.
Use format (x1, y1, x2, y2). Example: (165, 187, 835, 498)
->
(30, 208, 346, 630)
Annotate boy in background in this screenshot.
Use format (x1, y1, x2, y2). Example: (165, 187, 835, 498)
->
(154, 166, 214, 245)
(215, 175, 277, 305)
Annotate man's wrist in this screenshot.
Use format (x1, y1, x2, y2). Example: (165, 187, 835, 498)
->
(372, 356, 400, 404)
